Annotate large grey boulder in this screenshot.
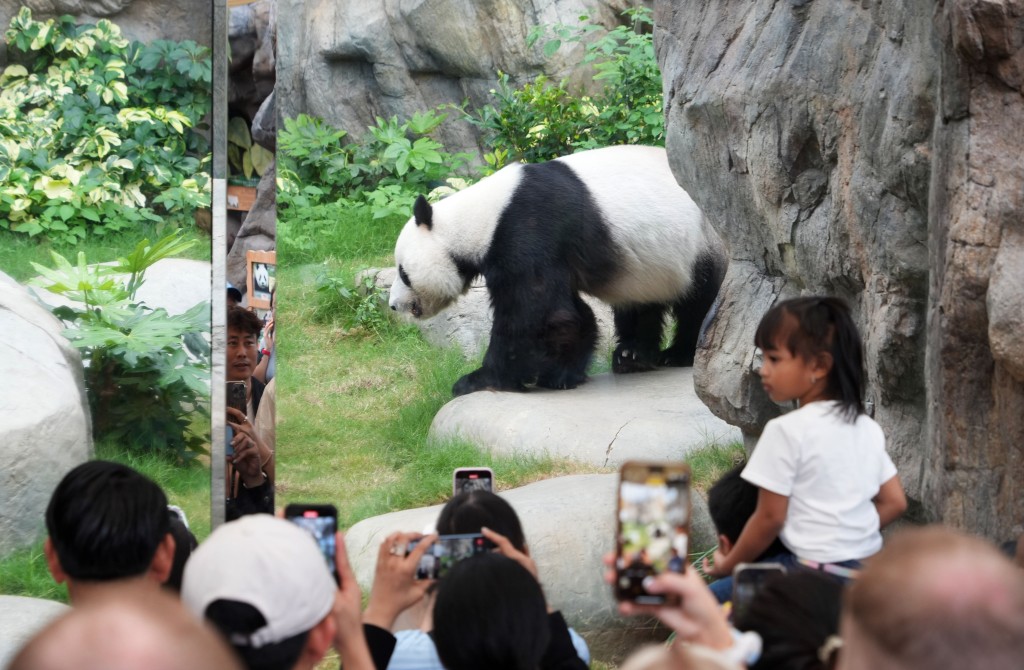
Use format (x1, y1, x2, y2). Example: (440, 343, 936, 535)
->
(0, 273, 91, 556)
(655, 0, 1024, 538)
(0, 596, 69, 669)
(276, 0, 650, 158)
(344, 474, 716, 663)
(430, 368, 741, 467)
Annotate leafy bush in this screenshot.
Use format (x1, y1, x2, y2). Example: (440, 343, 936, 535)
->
(277, 109, 472, 216)
(0, 8, 211, 243)
(30, 232, 211, 460)
(463, 7, 663, 165)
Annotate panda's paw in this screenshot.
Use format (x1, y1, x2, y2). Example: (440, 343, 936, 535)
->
(613, 346, 658, 374)
(537, 369, 587, 390)
(452, 370, 526, 397)
(657, 347, 695, 368)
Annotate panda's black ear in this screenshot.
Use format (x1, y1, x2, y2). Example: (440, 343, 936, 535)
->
(413, 195, 433, 230)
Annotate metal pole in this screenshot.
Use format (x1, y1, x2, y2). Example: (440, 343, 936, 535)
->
(210, 0, 228, 529)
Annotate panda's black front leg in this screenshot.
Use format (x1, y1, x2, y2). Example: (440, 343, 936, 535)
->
(612, 304, 664, 373)
(452, 304, 540, 397)
(452, 368, 526, 397)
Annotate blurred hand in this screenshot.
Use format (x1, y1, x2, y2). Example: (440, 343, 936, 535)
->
(602, 552, 732, 650)
(701, 548, 731, 579)
(363, 531, 436, 630)
(481, 526, 538, 581)
(226, 408, 263, 487)
(331, 532, 376, 670)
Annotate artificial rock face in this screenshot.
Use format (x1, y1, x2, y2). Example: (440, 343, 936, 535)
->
(656, 0, 1023, 540)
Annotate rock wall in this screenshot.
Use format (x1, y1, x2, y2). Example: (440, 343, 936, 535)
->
(0, 1, 212, 56)
(656, 0, 1023, 540)
(276, 0, 650, 157)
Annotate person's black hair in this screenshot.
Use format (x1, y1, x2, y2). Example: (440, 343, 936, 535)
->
(45, 460, 170, 581)
(734, 570, 843, 670)
(204, 600, 308, 670)
(754, 296, 865, 422)
(164, 508, 198, 593)
(707, 461, 788, 559)
(433, 553, 550, 670)
(228, 305, 264, 338)
(436, 490, 526, 552)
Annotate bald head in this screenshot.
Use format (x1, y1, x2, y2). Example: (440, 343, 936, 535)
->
(839, 526, 1024, 670)
(10, 585, 241, 670)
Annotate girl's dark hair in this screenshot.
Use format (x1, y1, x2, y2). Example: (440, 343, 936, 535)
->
(733, 570, 843, 670)
(433, 553, 550, 670)
(754, 296, 865, 422)
(436, 490, 526, 552)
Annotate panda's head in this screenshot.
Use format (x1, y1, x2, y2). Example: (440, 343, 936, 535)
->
(389, 195, 467, 319)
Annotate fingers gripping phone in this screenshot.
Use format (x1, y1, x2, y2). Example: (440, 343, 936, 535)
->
(285, 504, 339, 584)
(615, 461, 692, 604)
(731, 562, 786, 620)
(453, 467, 494, 495)
(407, 533, 495, 580)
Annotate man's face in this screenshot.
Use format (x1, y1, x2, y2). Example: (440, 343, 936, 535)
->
(227, 326, 258, 382)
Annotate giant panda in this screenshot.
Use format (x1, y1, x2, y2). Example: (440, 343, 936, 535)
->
(388, 145, 727, 397)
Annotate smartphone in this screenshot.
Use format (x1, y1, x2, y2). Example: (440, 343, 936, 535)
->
(226, 381, 247, 416)
(731, 562, 786, 620)
(407, 532, 495, 580)
(285, 503, 339, 584)
(614, 460, 692, 604)
(453, 467, 494, 495)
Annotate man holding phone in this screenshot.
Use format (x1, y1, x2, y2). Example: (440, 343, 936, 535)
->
(225, 305, 274, 520)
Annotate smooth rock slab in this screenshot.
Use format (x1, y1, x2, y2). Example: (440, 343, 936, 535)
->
(430, 368, 742, 467)
(344, 474, 716, 663)
(0, 598, 69, 667)
(0, 272, 91, 556)
(0, 596, 69, 668)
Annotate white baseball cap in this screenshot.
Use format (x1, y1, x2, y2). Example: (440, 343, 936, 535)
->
(182, 514, 335, 648)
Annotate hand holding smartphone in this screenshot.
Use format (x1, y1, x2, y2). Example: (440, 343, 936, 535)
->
(407, 532, 495, 580)
(614, 460, 692, 604)
(285, 503, 339, 584)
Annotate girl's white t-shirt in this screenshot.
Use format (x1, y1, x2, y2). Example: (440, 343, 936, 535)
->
(742, 400, 898, 563)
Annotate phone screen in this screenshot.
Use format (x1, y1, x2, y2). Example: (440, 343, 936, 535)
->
(226, 381, 247, 415)
(285, 504, 338, 584)
(408, 533, 494, 580)
(732, 562, 786, 620)
(615, 461, 691, 603)
(453, 468, 493, 495)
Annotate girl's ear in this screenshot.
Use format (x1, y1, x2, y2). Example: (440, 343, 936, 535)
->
(814, 351, 834, 377)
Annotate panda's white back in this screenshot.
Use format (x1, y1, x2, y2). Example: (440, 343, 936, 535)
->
(555, 145, 717, 306)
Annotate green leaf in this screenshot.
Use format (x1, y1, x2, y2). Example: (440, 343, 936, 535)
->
(543, 39, 562, 58)
(227, 116, 252, 149)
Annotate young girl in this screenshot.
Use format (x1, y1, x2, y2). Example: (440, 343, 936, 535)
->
(705, 296, 907, 598)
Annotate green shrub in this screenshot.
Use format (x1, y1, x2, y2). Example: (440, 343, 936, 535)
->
(30, 232, 210, 460)
(463, 7, 663, 165)
(0, 8, 211, 243)
(277, 109, 473, 216)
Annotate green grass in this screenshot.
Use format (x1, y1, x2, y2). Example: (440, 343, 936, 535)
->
(0, 220, 210, 282)
(0, 439, 210, 602)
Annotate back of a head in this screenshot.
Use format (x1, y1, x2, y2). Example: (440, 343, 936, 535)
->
(164, 507, 198, 593)
(436, 490, 526, 551)
(707, 461, 788, 559)
(45, 460, 169, 581)
(433, 553, 550, 670)
(734, 571, 843, 670)
(843, 526, 1024, 670)
(9, 584, 241, 670)
(181, 514, 336, 670)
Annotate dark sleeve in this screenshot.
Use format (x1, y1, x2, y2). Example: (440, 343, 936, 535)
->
(225, 477, 274, 521)
(362, 623, 397, 670)
(541, 611, 588, 670)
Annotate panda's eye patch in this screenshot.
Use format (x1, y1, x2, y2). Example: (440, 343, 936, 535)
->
(398, 264, 412, 289)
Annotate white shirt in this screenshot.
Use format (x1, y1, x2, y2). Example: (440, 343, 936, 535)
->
(742, 401, 897, 563)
